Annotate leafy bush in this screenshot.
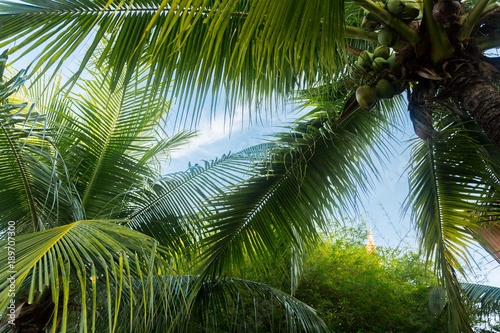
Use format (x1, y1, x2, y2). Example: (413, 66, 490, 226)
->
(242, 219, 448, 332)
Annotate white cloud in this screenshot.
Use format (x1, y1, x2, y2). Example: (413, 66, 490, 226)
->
(170, 106, 246, 159)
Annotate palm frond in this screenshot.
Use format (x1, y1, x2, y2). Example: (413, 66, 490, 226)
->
(0, 63, 78, 232)
(188, 276, 327, 332)
(0, 0, 347, 124)
(462, 282, 500, 316)
(405, 121, 500, 332)
(0, 68, 38, 231)
(198, 88, 402, 279)
(11, 70, 76, 133)
(0, 220, 170, 333)
(112, 275, 327, 332)
(138, 130, 197, 167)
(126, 143, 277, 253)
(52, 65, 174, 219)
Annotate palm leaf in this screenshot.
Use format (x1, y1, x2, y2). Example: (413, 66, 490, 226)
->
(0, 0, 347, 123)
(138, 130, 197, 167)
(111, 275, 327, 332)
(462, 282, 500, 316)
(188, 276, 327, 332)
(0, 220, 170, 333)
(197, 88, 404, 279)
(0, 68, 39, 231)
(0, 64, 78, 232)
(126, 143, 276, 253)
(51, 65, 177, 219)
(405, 121, 500, 332)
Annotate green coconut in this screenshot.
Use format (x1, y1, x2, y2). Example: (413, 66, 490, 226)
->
(362, 16, 379, 31)
(378, 27, 399, 47)
(391, 79, 405, 95)
(399, 1, 420, 21)
(373, 45, 391, 59)
(356, 85, 378, 109)
(387, 0, 406, 15)
(386, 53, 397, 68)
(372, 57, 390, 71)
(375, 79, 395, 99)
(358, 50, 374, 68)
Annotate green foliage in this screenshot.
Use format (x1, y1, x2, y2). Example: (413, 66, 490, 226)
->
(0, 64, 328, 332)
(297, 245, 442, 331)
(243, 219, 448, 332)
(3, 0, 500, 330)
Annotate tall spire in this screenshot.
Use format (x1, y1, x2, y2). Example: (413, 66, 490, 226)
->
(366, 227, 376, 253)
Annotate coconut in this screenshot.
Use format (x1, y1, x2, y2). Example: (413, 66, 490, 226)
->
(387, 0, 406, 15)
(386, 53, 397, 68)
(372, 57, 390, 71)
(356, 85, 378, 110)
(362, 17, 379, 31)
(353, 61, 365, 73)
(358, 50, 374, 68)
(391, 79, 405, 95)
(433, 0, 461, 25)
(398, 1, 420, 21)
(375, 79, 395, 99)
(373, 45, 391, 59)
(378, 27, 398, 47)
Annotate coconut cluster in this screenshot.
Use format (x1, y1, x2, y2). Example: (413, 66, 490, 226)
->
(354, 0, 420, 109)
(362, 0, 421, 46)
(355, 46, 405, 109)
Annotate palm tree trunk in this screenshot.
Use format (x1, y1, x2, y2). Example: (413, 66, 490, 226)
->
(444, 59, 500, 150)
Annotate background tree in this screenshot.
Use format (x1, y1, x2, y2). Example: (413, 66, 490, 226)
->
(245, 219, 449, 332)
(287, 221, 500, 332)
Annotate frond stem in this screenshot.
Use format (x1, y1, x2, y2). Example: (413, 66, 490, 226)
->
(476, 32, 500, 51)
(80, 88, 125, 211)
(423, 0, 454, 63)
(459, 0, 490, 40)
(345, 26, 378, 43)
(11, 6, 249, 17)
